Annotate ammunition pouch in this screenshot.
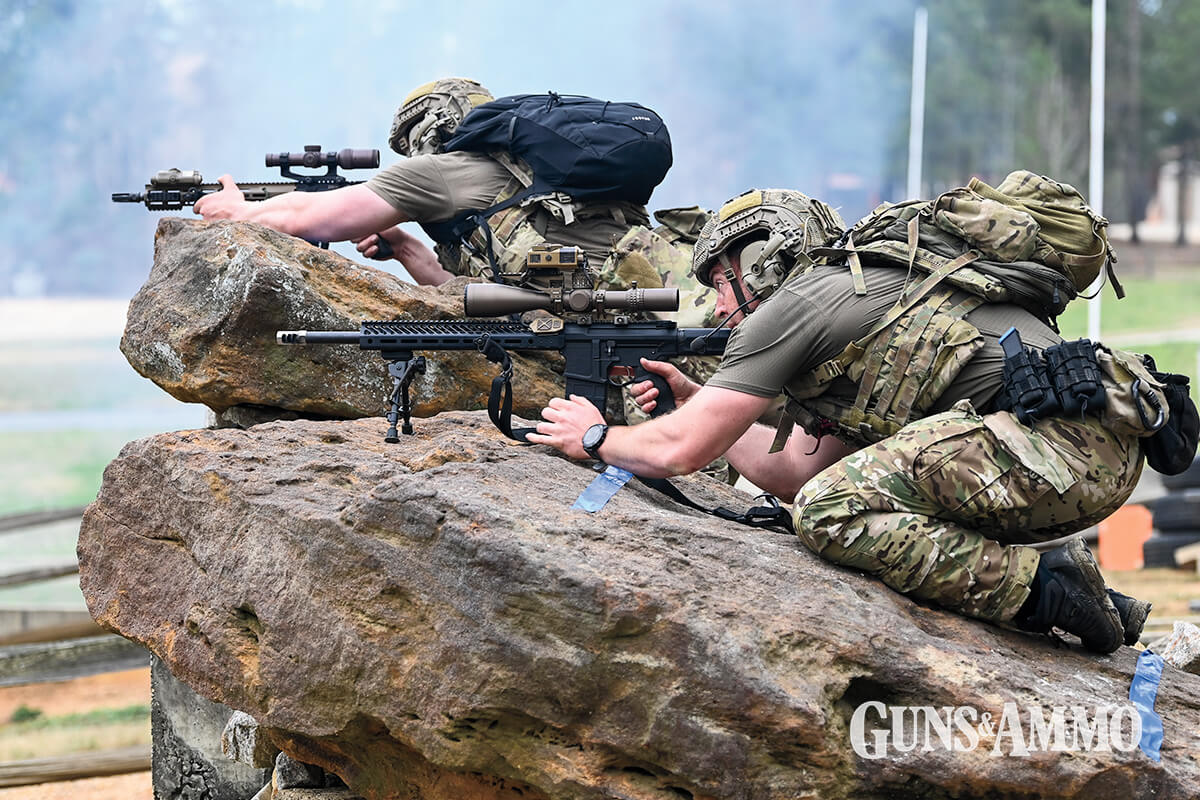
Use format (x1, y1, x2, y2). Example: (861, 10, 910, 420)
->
(1046, 338, 1107, 417)
(996, 339, 1062, 424)
(995, 335, 1110, 425)
(996, 336, 1194, 474)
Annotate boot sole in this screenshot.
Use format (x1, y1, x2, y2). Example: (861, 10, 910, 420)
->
(1119, 597, 1152, 646)
(1063, 538, 1124, 652)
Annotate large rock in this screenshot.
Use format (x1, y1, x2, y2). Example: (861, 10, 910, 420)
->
(121, 218, 561, 421)
(79, 413, 1200, 800)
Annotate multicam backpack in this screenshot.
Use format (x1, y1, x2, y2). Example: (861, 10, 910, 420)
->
(820, 170, 1123, 323)
(782, 171, 1127, 447)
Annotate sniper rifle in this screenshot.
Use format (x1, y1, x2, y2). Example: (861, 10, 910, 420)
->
(112, 145, 379, 248)
(276, 245, 731, 442)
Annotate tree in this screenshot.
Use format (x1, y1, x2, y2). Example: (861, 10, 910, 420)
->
(1143, 0, 1200, 245)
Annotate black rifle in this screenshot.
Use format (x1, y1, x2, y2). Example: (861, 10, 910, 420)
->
(112, 145, 379, 248)
(275, 246, 796, 535)
(277, 277, 729, 442)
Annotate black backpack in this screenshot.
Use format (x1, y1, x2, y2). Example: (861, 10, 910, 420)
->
(445, 92, 672, 205)
(421, 93, 673, 273)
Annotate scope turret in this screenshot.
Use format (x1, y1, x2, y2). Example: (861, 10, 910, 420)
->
(464, 283, 678, 319)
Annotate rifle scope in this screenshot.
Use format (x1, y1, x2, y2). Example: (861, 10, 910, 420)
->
(463, 283, 679, 318)
(265, 146, 380, 170)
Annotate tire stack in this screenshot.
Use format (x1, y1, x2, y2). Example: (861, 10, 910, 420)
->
(1146, 456, 1200, 568)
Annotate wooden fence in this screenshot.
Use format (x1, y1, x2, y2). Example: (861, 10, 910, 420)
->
(0, 506, 152, 788)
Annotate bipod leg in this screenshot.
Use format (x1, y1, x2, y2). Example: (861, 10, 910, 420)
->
(384, 356, 427, 442)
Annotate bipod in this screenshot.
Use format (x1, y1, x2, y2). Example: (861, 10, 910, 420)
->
(384, 356, 426, 442)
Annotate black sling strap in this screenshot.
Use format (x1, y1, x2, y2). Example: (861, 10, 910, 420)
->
(476, 337, 794, 535)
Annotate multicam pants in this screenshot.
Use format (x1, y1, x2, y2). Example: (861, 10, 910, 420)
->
(792, 403, 1143, 623)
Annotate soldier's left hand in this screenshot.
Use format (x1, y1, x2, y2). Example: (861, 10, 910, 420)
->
(194, 175, 248, 219)
(527, 395, 605, 459)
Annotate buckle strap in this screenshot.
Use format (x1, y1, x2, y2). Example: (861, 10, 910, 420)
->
(636, 476, 794, 535)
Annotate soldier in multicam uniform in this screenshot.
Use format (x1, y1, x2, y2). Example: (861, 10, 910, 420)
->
(197, 77, 711, 303)
(529, 187, 1155, 655)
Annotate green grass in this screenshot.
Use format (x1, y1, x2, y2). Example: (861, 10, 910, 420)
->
(0, 428, 151, 516)
(1056, 276, 1200, 337)
(6, 704, 149, 729)
(0, 575, 85, 608)
(0, 704, 150, 761)
(0, 339, 180, 413)
(1055, 275, 1200, 400)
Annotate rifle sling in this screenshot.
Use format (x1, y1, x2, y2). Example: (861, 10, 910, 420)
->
(634, 476, 796, 535)
(478, 337, 793, 535)
(479, 336, 538, 441)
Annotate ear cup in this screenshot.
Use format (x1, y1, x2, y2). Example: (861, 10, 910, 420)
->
(739, 240, 768, 275)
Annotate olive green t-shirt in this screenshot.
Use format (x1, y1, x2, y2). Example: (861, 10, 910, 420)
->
(706, 264, 1062, 413)
(366, 151, 646, 264)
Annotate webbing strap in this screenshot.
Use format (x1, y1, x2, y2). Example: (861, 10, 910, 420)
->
(905, 213, 921, 288)
(636, 476, 795, 535)
(846, 234, 867, 296)
(478, 336, 536, 442)
(798, 250, 980, 421)
(868, 249, 981, 339)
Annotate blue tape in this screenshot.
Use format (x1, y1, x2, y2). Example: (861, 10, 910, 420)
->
(1129, 648, 1165, 762)
(572, 465, 634, 513)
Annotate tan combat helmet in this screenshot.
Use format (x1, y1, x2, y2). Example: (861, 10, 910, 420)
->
(388, 78, 494, 157)
(692, 188, 845, 306)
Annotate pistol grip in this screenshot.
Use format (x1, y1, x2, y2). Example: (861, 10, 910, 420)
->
(642, 369, 676, 417)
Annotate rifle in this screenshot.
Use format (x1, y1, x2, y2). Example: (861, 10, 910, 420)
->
(112, 145, 379, 248)
(276, 245, 730, 442)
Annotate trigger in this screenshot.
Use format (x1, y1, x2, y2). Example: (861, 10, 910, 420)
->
(608, 365, 637, 386)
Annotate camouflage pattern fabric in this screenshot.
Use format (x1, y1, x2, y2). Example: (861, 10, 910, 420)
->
(792, 402, 1143, 623)
(598, 223, 719, 328)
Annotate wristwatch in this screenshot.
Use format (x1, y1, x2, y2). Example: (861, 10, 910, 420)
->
(581, 423, 609, 460)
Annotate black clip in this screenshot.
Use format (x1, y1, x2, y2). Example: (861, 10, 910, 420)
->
(1131, 378, 1166, 432)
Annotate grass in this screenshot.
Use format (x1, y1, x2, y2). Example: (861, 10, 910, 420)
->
(0, 428, 153, 516)
(1055, 275, 1200, 398)
(0, 339, 186, 414)
(1056, 275, 1200, 337)
(0, 704, 150, 761)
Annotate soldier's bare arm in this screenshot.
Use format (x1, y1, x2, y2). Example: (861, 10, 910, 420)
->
(353, 227, 453, 285)
(195, 176, 407, 244)
(529, 385, 772, 479)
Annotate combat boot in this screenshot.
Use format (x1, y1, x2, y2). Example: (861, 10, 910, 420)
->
(1015, 538, 1124, 654)
(1107, 589, 1152, 647)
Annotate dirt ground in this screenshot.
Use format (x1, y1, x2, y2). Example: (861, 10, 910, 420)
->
(0, 770, 151, 800)
(0, 668, 151, 800)
(0, 666, 149, 722)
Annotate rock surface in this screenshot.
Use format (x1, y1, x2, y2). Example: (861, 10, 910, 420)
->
(1152, 622, 1200, 675)
(79, 413, 1200, 800)
(121, 218, 561, 422)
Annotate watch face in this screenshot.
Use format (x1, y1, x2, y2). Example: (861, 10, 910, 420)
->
(583, 423, 606, 449)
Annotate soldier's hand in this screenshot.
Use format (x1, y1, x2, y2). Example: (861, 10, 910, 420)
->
(631, 358, 699, 413)
(193, 175, 247, 219)
(527, 395, 605, 460)
(354, 227, 402, 261)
